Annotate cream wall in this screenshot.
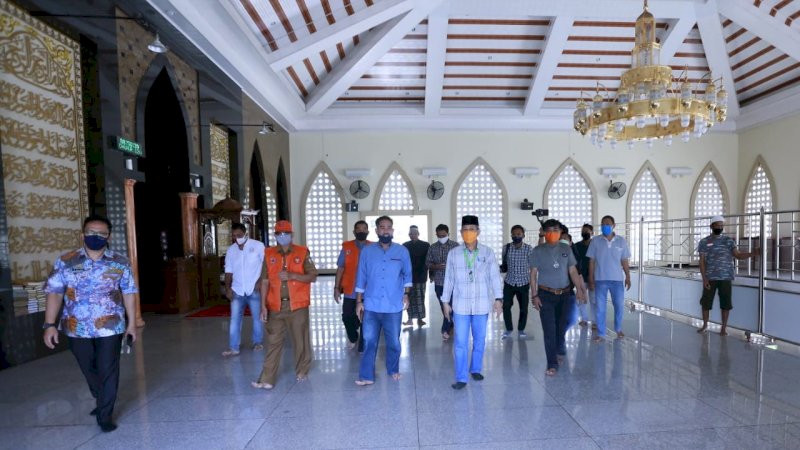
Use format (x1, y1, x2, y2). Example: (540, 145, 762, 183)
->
(738, 113, 800, 212)
(243, 94, 290, 203)
(289, 130, 739, 240)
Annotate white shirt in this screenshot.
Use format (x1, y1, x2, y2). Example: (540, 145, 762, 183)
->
(224, 238, 265, 296)
(441, 243, 504, 315)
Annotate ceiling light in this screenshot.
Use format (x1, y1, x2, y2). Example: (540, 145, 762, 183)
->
(573, 0, 727, 148)
(148, 33, 168, 53)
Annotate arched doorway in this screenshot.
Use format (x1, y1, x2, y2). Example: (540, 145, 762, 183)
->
(276, 158, 289, 220)
(134, 67, 191, 310)
(249, 144, 267, 243)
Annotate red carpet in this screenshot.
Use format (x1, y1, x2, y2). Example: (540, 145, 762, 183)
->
(186, 304, 253, 318)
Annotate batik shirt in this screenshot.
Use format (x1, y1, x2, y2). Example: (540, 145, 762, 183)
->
(697, 234, 736, 281)
(45, 248, 138, 338)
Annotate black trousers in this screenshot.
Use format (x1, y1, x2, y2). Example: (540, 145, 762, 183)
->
(68, 334, 123, 424)
(342, 297, 363, 351)
(502, 283, 530, 331)
(538, 290, 569, 370)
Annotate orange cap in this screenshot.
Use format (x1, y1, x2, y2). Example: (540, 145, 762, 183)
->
(275, 220, 293, 233)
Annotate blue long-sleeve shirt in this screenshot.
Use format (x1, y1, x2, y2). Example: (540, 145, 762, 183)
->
(355, 242, 413, 313)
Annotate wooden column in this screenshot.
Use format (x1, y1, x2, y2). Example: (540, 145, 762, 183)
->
(124, 179, 145, 328)
(179, 192, 199, 256)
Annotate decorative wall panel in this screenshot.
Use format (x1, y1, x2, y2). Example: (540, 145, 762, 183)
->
(210, 123, 231, 253)
(0, 0, 88, 283)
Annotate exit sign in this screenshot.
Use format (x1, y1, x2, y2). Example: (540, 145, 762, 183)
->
(111, 136, 144, 157)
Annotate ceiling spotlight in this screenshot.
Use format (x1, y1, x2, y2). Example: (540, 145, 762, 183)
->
(148, 33, 168, 53)
(258, 122, 275, 135)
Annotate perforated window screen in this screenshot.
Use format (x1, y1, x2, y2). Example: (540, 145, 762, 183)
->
(304, 171, 343, 270)
(456, 164, 504, 261)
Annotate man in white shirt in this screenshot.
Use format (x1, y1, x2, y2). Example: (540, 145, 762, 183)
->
(222, 223, 265, 356)
(442, 215, 504, 390)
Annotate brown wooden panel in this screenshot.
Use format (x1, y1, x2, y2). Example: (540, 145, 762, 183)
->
(725, 27, 747, 43)
(741, 74, 800, 105)
(269, 0, 297, 42)
(362, 74, 426, 79)
(449, 19, 550, 26)
(447, 48, 541, 54)
(286, 67, 308, 97)
(296, 0, 316, 33)
(444, 73, 533, 79)
(446, 61, 537, 67)
(562, 49, 630, 56)
(568, 36, 635, 42)
(684, 38, 702, 44)
(573, 21, 668, 28)
(787, 10, 800, 26)
(388, 48, 428, 53)
(722, 19, 733, 28)
(558, 62, 628, 69)
(735, 54, 789, 83)
(320, 51, 332, 72)
(729, 36, 762, 58)
(374, 61, 426, 66)
(404, 34, 428, 39)
(303, 58, 320, 85)
(442, 96, 526, 101)
(771, 0, 793, 16)
(443, 85, 529, 90)
(739, 61, 800, 93)
(239, 0, 278, 50)
(447, 34, 545, 40)
(349, 86, 425, 90)
(674, 52, 706, 58)
(338, 97, 423, 101)
(731, 45, 775, 71)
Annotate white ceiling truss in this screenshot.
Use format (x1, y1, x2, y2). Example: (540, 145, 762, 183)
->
(149, 0, 800, 132)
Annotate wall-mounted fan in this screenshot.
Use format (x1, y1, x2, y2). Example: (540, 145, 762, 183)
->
(349, 179, 370, 199)
(427, 180, 444, 200)
(608, 180, 627, 199)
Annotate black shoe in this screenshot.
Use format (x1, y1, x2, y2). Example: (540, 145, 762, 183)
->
(99, 422, 117, 433)
(471, 373, 484, 381)
(90, 408, 98, 416)
(451, 381, 467, 390)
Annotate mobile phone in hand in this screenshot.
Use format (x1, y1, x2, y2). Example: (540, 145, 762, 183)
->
(121, 334, 133, 354)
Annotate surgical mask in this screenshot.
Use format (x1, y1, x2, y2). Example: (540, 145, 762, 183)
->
(581, 232, 592, 241)
(559, 239, 570, 246)
(378, 234, 393, 244)
(511, 236, 524, 244)
(712, 228, 723, 235)
(544, 231, 560, 244)
(354, 232, 368, 241)
(461, 230, 478, 245)
(235, 236, 247, 245)
(438, 237, 449, 245)
(84, 235, 108, 251)
(601, 225, 614, 236)
(276, 234, 292, 246)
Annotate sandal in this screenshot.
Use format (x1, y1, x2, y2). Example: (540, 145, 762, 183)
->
(355, 379, 374, 386)
(545, 368, 557, 376)
(251, 381, 273, 390)
(222, 349, 240, 357)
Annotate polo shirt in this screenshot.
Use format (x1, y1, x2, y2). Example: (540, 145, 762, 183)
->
(586, 234, 631, 281)
(224, 238, 265, 296)
(529, 243, 576, 289)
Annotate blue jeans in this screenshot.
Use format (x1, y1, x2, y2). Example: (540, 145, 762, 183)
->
(229, 291, 263, 351)
(453, 313, 488, 382)
(538, 290, 569, 370)
(359, 310, 402, 381)
(435, 285, 454, 334)
(594, 280, 625, 337)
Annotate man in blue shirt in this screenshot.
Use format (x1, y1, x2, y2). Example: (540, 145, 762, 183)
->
(43, 216, 138, 433)
(354, 216, 412, 385)
(697, 216, 758, 336)
(587, 215, 631, 341)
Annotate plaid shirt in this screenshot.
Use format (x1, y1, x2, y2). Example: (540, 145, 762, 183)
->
(503, 242, 533, 286)
(425, 239, 460, 286)
(441, 243, 504, 315)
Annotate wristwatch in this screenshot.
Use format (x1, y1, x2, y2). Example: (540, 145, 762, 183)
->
(42, 322, 57, 330)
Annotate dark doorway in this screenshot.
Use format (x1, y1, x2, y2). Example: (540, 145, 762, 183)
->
(276, 158, 289, 220)
(135, 68, 191, 309)
(249, 145, 267, 243)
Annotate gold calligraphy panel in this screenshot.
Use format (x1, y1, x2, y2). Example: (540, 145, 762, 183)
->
(1, 0, 88, 284)
(210, 124, 231, 255)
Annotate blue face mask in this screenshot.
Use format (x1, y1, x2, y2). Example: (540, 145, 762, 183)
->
(276, 234, 292, 246)
(379, 234, 393, 244)
(601, 225, 614, 236)
(84, 235, 108, 251)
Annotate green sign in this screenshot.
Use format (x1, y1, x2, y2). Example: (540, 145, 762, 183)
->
(113, 137, 143, 157)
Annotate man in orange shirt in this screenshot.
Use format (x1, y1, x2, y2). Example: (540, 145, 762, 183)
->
(252, 220, 318, 390)
(334, 220, 372, 351)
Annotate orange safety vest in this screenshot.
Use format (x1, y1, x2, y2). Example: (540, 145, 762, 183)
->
(264, 245, 311, 312)
(340, 240, 371, 296)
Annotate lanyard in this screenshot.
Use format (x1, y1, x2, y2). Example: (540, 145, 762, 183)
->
(463, 247, 477, 282)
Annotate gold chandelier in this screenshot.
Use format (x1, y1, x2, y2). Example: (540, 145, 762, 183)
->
(573, 0, 728, 149)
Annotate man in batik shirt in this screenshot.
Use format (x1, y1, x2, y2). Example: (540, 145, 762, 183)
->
(43, 216, 138, 433)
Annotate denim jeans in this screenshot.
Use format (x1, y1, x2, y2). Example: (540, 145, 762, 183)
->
(435, 285, 454, 334)
(594, 280, 625, 337)
(502, 283, 530, 331)
(359, 310, 402, 381)
(453, 313, 488, 382)
(229, 291, 263, 351)
(538, 290, 569, 370)
(577, 289, 595, 322)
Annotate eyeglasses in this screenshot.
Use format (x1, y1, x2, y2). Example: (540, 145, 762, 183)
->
(85, 230, 109, 238)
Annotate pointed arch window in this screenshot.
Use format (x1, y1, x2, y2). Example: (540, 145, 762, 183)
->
(545, 163, 594, 233)
(304, 170, 344, 270)
(691, 166, 728, 258)
(377, 168, 416, 210)
(744, 163, 774, 238)
(629, 167, 665, 263)
(455, 162, 505, 261)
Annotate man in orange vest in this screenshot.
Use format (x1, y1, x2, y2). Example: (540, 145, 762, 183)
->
(334, 220, 371, 351)
(251, 220, 318, 390)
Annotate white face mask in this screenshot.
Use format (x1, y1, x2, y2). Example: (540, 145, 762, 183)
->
(438, 237, 449, 244)
(235, 236, 247, 245)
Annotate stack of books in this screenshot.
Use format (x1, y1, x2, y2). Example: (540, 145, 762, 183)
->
(12, 285, 28, 317)
(24, 281, 46, 314)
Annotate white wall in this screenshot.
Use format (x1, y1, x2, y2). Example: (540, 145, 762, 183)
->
(289, 129, 739, 241)
(738, 113, 800, 211)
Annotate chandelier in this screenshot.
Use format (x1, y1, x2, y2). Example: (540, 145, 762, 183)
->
(573, 0, 728, 149)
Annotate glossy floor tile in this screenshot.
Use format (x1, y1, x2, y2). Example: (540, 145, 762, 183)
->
(2, 276, 800, 449)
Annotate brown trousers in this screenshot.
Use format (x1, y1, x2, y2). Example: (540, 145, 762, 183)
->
(257, 306, 312, 385)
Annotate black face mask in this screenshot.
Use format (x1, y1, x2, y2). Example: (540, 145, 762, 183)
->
(354, 231, 368, 241)
(712, 228, 723, 235)
(581, 232, 592, 241)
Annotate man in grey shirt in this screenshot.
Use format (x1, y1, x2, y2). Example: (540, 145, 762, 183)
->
(529, 219, 587, 376)
(587, 215, 631, 341)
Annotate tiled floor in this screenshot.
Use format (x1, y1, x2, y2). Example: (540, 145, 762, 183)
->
(2, 276, 800, 449)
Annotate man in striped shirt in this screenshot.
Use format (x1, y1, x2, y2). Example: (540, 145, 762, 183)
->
(441, 215, 504, 390)
(425, 224, 459, 340)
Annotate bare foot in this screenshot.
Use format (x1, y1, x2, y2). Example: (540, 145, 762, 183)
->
(391, 373, 402, 381)
(251, 381, 274, 390)
(545, 368, 557, 376)
(403, 320, 413, 326)
(355, 379, 374, 386)
(442, 332, 449, 340)
(697, 326, 707, 334)
(720, 329, 728, 336)
(592, 335, 603, 342)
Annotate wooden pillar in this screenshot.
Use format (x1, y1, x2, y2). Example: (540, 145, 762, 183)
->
(179, 192, 199, 256)
(124, 179, 145, 328)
